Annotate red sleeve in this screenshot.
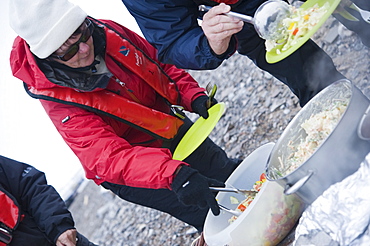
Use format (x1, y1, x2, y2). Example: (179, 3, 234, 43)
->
(161, 63, 207, 110)
(40, 100, 186, 189)
(101, 19, 206, 111)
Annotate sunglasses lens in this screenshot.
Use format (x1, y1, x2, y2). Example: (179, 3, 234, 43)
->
(52, 19, 94, 61)
(81, 27, 92, 43)
(61, 45, 79, 61)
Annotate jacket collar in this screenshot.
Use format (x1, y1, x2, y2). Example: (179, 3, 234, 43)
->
(34, 23, 110, 92)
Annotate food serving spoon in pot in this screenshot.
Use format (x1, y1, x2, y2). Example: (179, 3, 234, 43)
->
(199, 0, 291, 40)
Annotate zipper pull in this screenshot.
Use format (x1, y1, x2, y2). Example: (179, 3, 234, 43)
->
(115, 78, 140, 103)
(116, 78, 125, 87)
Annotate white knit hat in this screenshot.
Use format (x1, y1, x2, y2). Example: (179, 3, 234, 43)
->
(9, 0, 88, 59)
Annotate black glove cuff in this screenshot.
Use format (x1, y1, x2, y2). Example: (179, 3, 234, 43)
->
(171, 166, 198, 192)
(191, 95, 208, 111)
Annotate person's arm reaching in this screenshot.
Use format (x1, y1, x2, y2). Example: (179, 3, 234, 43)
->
(121, 0, 238, 69)
(40, 100, 186, 189)
(201, 3, 243, 55)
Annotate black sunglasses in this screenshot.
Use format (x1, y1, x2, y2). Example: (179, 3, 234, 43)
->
(51, 19, 94, 61)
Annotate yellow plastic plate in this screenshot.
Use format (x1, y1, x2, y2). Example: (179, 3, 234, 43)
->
(173, 102, 226, 161)
(266, 0, 341, 64)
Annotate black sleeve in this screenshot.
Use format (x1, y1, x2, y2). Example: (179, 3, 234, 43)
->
(0, 155, 75, 243)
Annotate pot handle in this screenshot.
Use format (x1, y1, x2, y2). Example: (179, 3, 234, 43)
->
(358, 105, 370, 140)
(284, 170, 314, 195)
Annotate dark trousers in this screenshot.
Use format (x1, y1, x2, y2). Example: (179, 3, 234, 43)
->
(102, 117, 239, 231)
(233, 0, 345, 107)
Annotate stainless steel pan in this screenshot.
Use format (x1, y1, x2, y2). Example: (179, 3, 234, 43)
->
(266, 79, 370, 204)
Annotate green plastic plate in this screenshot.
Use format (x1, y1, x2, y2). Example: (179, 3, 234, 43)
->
(173, 103, 225, 161)
(266, 0, 341, 63)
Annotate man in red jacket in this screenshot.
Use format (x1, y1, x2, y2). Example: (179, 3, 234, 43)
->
(0, 155, 96, 246)
(9, 0, 239, 237)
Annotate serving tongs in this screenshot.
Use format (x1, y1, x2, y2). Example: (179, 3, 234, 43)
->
(209, 187, 257, 197)
(218, 204, 242, 217)
(205, 82, 217, 108)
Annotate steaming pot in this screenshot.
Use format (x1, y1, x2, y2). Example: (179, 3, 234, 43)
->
(266, 79, 370, 205)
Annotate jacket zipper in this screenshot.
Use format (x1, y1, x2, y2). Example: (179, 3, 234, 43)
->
(115, 78, 141, 103)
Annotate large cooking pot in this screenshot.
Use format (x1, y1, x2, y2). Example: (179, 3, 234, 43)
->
(204, 143, 304, 246)
(266, 79, 370, 204)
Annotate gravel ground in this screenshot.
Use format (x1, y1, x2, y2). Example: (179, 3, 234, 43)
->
(68, 15, 370, 246)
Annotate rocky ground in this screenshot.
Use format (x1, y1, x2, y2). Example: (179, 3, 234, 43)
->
(68, 15, 370, 246)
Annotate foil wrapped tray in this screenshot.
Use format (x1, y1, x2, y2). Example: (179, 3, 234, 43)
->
(293, 153, 370, 245)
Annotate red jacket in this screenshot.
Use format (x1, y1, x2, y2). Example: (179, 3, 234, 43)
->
(10, 18, 206, 189)
(0, 189, 19, 245)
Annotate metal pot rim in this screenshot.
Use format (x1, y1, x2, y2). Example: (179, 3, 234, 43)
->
(265, 79, 353, 180)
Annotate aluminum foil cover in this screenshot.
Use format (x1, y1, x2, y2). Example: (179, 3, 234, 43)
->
(293, 153, 370, 246)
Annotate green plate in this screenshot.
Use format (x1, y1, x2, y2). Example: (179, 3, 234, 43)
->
(266, 0, 341, 64)
(173, 103, 226, 161)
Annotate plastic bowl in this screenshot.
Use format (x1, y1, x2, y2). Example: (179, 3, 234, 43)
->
(203, 143, 305, 246)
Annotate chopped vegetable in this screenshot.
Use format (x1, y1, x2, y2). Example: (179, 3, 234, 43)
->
(280, 101, 347, 176)
(237, 203, 247, 212)
(230, 196, 239, 205)
(260, 173, 266, 182)
(228, 174, 267, 224)
(265, 2, 330, 53)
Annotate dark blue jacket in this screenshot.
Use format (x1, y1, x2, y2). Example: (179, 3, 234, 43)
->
(122, 0, 241, 69)
(121, 0, 345, 106)
(0, 155, 75, 245)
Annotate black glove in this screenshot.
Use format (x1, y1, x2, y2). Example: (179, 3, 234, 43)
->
(171, 165, 225, 216)
(191, 95, 218, 119)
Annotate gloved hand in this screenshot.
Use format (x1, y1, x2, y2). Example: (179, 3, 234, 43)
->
(171, 165, 225, 216)
(191, 95, 218, 119)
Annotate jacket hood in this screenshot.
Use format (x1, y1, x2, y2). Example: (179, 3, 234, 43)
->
(10, 37, 57, 90)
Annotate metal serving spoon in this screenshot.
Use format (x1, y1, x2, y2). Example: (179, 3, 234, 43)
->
(199, 0, 291, 40)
